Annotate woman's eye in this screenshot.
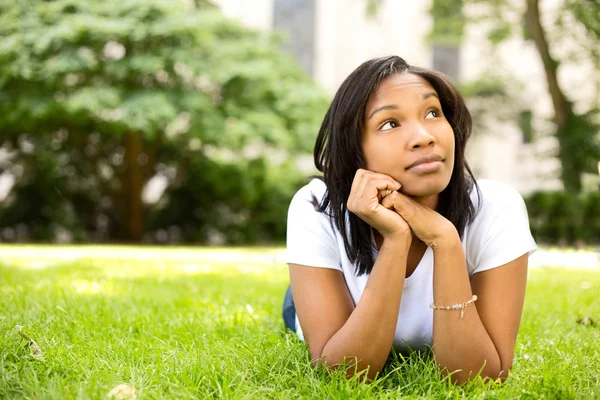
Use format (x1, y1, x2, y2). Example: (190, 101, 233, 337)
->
(425, 109, 440, 119)
(380, 120, 398, 131)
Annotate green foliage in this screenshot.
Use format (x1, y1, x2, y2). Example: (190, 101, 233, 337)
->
(567, 0, 600, 39)
(470, 0, 516, 44)
(365, 0, 384, 18)
(556, 110, 600, 192)
(0, 132, 130, 242)
(458, 72, 532, 137)
(560, 0, 600, 69)
(428, 0, 465, 46)
(1, 251, 599, 398)
(0, 148, 93, 240)
(525, 190, 600, 246)
(0, 0, 329, 243)
(453, 0, 600, 191)
(487, 23, 512, 44)
(0, 0, 326, 149)
(146, 157, 308, 244)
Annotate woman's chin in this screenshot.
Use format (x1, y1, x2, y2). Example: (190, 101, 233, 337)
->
(400, 180, 449, 198)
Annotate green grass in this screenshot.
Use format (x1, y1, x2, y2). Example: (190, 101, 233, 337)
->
(1, 246, 599, 399)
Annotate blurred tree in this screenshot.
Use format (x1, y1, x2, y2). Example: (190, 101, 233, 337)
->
(425, 0, 600, 191)
(0, 0, 327, 242)
(146, 156, 306, 244)
(523, 0, 599, 191)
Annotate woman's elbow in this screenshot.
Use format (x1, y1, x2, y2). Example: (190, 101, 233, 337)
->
(311, 353, 381, 382)
(444, 358, 509, 385)
(482, 356, 514, 382)
(493, 360, 514, 382)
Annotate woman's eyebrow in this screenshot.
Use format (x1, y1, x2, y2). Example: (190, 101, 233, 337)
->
(367, 92, 440, 121)
(422, 92, 439, 100)
(368, 105, 398, 120)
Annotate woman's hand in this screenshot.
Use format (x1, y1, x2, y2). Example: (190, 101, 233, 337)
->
(381, 190, 458, 249)
(347, 169, 411, 240)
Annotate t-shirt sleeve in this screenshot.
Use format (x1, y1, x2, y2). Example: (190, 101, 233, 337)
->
(285, 182, 342, 271)
(468, 182, 537, 275)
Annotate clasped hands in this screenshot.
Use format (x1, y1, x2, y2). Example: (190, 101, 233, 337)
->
(346, 168, 458, 249)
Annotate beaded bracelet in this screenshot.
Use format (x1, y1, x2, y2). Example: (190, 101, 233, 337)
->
(430, 295, 478, 319)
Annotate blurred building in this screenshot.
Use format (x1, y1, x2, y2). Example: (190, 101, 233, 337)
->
(214, 0, 599, 194)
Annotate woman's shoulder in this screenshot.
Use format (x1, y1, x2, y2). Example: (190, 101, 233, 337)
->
(470, 179, 526, 212)
(465, 180, 537, 274)
(466, 178, 530, 241)
(288, 178, 331, 224)
(286, 178, 341, 269)
(290, 178, 328, 207)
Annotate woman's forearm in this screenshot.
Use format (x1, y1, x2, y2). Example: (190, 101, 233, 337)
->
(431, 234, 502, 383)
(319, 236, 410, 379)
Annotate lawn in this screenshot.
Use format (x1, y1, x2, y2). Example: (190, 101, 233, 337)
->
(1, 246, 599, 399)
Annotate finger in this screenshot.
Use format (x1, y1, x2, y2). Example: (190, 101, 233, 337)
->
(350, 169, 364, 197)
(349, 168, 367, 196)
(352, 173, 381, 198)
(352, 169, 401, 193)
(348, 169, 368, 210)
(381, 192, 407, 215)
(381, 191, 397, 209)
(361, 170, 402, 184)
(380, 191, 396, 209)
(360, 171, 400, 194)
(364, 179, 400, 201)
(381, 191, 415, 221)
(349, 170, 401, 212)
(377, 189, 391, 200)
(351, 169, 383, 200)
(378, 185, 402, 201)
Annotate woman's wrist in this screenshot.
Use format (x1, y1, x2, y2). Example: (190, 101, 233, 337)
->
(430, 226, 460, 252)
(382, 231, 412, 247)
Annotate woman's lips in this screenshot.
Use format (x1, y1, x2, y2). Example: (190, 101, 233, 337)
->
(406, 160, 443, 174)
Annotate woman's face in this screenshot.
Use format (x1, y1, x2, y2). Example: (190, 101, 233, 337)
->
(362, 73, 455, 199)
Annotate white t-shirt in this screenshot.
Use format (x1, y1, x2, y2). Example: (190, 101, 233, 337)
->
(285, 178, 537, 352)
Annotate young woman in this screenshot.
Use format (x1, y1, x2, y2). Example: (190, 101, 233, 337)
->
(283, 56, 537, 383)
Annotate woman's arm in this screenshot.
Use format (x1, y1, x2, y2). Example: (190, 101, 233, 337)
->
(382, 191, 529, 383)
(431, 233, 528, 383)
(289, 169, 411, 380)
(290, 235, 411, 380)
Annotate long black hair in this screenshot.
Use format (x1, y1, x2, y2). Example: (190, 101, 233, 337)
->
(313, 55, 480, 276)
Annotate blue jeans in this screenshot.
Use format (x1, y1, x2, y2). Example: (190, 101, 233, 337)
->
(282, 285, 296, 332)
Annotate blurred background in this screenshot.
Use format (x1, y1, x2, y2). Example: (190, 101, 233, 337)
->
(0, 0, 598, 247)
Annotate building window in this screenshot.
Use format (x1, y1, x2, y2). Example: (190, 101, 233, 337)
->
(519, 110, 534, 144)
(430, 0, 463, 81)
(432, 45, 460, 81)
(273, 0, 315, 75)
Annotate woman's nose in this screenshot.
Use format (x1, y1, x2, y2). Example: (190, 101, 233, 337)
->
(408, 124, 436, 149)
